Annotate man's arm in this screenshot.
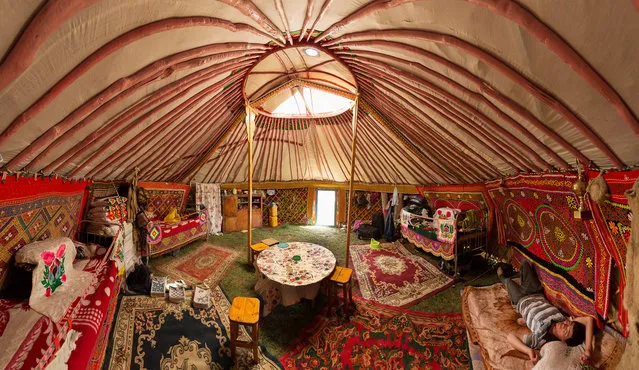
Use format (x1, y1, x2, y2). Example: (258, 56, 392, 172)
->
(574, 316, 595, 362)
(506, 333, 539, 364)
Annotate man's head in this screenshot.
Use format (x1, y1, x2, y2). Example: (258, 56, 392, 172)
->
(550, 319, 586, 346)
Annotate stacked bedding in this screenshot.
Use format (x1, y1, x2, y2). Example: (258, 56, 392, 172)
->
(85, 196, 127, 236)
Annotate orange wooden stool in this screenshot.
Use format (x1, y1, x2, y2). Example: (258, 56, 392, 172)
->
(248, 242, 269, 265)
(328, 266, 354, 317)
(229, 297, 260, 363)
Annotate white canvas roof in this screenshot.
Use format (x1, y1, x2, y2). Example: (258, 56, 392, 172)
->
(0, 0, 638, 184)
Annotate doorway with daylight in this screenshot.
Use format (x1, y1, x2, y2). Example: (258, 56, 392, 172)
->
(316, 189, 336, 226)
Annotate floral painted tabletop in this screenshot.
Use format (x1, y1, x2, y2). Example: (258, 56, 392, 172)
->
(256, 242, 336, 286)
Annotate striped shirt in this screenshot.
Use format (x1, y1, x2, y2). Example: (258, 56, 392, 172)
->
(516, 294, 566, 349)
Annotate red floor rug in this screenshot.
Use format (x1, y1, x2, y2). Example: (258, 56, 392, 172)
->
(280, 298, 470, 369)
(350, 242, 453, 307)
(151, 242, 240, 286)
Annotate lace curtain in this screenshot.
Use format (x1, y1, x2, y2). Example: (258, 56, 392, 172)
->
(195, 183, 222, 235)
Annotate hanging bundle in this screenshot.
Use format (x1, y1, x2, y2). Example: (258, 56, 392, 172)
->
(586, 171, 609, 204)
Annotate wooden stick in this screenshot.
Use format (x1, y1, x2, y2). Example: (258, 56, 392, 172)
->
(345, 99, 359, 268)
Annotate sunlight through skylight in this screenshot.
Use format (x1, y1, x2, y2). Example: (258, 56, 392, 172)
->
(272, 87, 353, 116)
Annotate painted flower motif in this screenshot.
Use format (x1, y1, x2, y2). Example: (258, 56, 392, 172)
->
(581, 233, 590, 241)
(56, 243, 66, 258)
(41, 251, 55, 266)
(586, 257, 593, 269)
(40, 244, 66, 296)
(546, 194, 552, 202)
(534, 192, 539, 199)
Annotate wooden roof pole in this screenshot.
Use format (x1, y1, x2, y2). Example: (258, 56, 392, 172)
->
(246, 102, 256, 257)
(345, 98, 359, 268)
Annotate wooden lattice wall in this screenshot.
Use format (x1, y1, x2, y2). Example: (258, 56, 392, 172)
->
(262, 188, 309, 225)
(346, 191, 383, 222)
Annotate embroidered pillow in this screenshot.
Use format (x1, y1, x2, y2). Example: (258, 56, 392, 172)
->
(15, 237, 93, 322)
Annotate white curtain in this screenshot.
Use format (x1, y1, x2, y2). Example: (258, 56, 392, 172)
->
(195, 183, 222, 235)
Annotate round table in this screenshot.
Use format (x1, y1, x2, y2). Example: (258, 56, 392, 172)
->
(255, 242, 336, 315)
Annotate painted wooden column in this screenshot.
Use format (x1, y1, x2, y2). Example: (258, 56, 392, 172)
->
(345, 99, 360, 267)
(245, 103, 256, 260)
(337, 189, 346, 224)
(307, 186, 316, 224)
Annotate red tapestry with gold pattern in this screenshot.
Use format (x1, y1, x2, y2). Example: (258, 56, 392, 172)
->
(0, 177, 89, 287)
(487, 174, 609, 319)
(137, 182, 191, 220)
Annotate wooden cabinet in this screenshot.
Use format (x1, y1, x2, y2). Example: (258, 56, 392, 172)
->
(222, 194, 263, 233)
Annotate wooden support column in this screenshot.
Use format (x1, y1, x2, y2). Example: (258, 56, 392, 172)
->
(337, 189, 346, 224)
(307, 187, 316, 224)
(246, 103, 256, 261)
(345, 99, 360, 267)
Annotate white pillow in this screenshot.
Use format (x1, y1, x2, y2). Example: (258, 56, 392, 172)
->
(534, 341, 584, 370)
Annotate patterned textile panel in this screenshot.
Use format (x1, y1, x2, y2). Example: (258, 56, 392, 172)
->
(137, 182, 191, 220)
(148, 223, 207, 257)
(346, 191, 383, 222)
(512, 249, 597, 320)
(588, 170, 638, 283)
(486, 174, 608, 319)
(417, 184, 492, 235)
(400, 223, 455, 260)
(262, 188, 308, 225)
(587, 170, 637, 335)
(0, 177, 88, 287)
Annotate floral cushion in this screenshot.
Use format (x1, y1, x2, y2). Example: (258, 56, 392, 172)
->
(15, 237, 92, 322)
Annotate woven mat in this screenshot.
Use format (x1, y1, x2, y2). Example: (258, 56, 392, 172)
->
(151, 242, 240, 286)
(104, 287, 281, 369)
(350, 241, 453, 307)
(281, 297, 470, 369)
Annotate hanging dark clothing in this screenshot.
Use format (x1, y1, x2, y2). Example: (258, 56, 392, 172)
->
(384, 204, 395, 241)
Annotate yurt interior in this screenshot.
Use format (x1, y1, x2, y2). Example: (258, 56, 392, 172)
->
(1, 1, 639, 369)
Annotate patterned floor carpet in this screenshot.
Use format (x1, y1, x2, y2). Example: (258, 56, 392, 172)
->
(103, 287, 281, 369)
(151, 242, 240, 286)
(280, 297, 470, 369)
(350, 242, 453, 307)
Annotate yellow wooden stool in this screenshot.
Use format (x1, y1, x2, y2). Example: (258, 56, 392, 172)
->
(328, 266, 354, 317)
(229, 297, 260, 363)
(248, 242, 269, 265)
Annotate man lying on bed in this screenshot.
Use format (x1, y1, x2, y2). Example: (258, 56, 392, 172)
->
(497, 261, 595, 365)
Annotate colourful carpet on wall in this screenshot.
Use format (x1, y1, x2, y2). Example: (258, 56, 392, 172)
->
(151, 242, 240, 286)
(350, 242, 453, 307)
(280, 298, 470, 369)
(103, 287, 281, 369)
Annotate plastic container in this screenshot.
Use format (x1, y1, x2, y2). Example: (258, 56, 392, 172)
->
(269, 216, 278, 227)
(370, 238, 381, 250)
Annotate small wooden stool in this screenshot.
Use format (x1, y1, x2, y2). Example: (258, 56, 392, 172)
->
(328, 266, 354, 317)
(229, 297, 260, 363)
(248, 242, 269, 265)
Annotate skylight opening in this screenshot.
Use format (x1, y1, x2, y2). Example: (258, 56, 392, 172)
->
(272, 87, 353, 116)
(304, 48, 319, 57)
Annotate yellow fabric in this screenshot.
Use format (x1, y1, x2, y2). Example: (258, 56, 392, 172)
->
(163, 207, 181, 223)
